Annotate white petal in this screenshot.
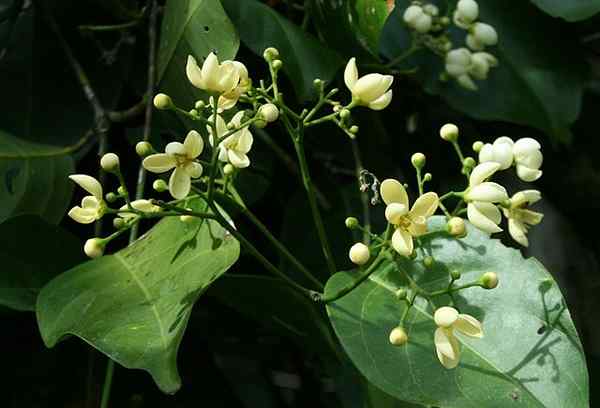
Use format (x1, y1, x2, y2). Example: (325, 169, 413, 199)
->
(201, 52, 220, 90)
(391, 228, 413, 257)
(511, 190, 541, 207)
(478, 144, 494, 163)
(165, 142, 185, 156)
(385, 203, 408, 225)
(457, 74, 477, 91)
(186, 55, 204, 89)
(513, 137, 541, 158)
(217, 61, 240, 93)
(455, 314, 484, 338)
(184, 130, 204, 158)
(168, 167, 191, 199)
(228, 150, 250, 168)
(218, 145, 229, 162)
(434, 328, 460, 369)
(380, 179, 408, 206)
(434, 306, 459, 328)
(517, 149, 543, 170)
(142, 154, 177, 173)
(344, 57, 359, 91)
(467, 202, 502, 233)
(208, 114, 229, 142)
(410, 192, 439, 220)
(465, 182, 508, 203)
(68, 206, 97, 224)
(130, 199, 157, 213)
(508, 218, 529, 247)
(236, 129, 254, 154)
(352, 74, 393, 103)
(367, 90, 392, 110)
(493, 143, 514, 170)
(184, 161, 203, 178)
(469, 162, 500, 186)
(516, 165, 542, 182)
(69, 175, 103, 199)
(520, 209, 544, 226)
(81, 195, 100, 209)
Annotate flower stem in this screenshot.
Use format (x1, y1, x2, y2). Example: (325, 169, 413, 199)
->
(99, 359, 115, 408)
(320, 255, 388, 303)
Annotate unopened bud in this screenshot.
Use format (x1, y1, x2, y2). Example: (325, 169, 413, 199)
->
(423, 256, 434, 268)
(411, 152, 426, 169)
(153, 179, 168, 192)
(263, 47, 280, 61)
(424, 173, 432, 181)
(472, 141, 484, 153)
(345, 217, 359, 229)
(117, 186, 127, 196)
(481, 272, 499, 289)
(313, 78, 323, 88)
(84, 238, 104, 258)
(223, 164, 235, 176)
(135, 141, 154, 157)
(194, 100, 205, 110)
(447, 217, 466, 237)
(440, 123, 459, 142)
(153, 93, 173, 110)
(463, 157, 476, 169)
(349, 243, 370, 265)
(349, 125, 359, 134)
(105, 192, 118, 203)
(100, 153, 120, 173)
(340, 109, 351, 120)
(395, 288, 407, 300)
(179, 208, 195, 223)
(189, 109, 198, 116)
(258, 103, 279, 123)
(389, 327, 408, 346)
(272, 59, 283, 70)
(450, 269, 461, 280)
(113, 217, 125, 229)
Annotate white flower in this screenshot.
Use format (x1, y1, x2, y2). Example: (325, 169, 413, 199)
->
(434, 306, 483, 369)
(118, 199, 161, 221)
(468, 22, 498, 51)
(469, 52, 498, 80)
(380, 179, 439, 256)
(68, 175, 105, 224)
(403, 5, 432, 33)
(513, 138, 543, 182)
(503, 190, 544, 247)
(344, 57, 393, 110)
(478, 136, 514, 169)
(142, 130, 204, 199)
(258, 103, 279, 123)
(464, 162, 508, 233)
(186, 53, 241, 96)
(208, 112, 254, 169)
(453, 0, 479, 29)
(209, 61, 251, 112)
(349, 243, 370, 265)
(84, 238, 104, 258)
(445, 48, 477, 91)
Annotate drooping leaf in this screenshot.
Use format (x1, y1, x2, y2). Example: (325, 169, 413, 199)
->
(221, 0, 344, 101)
(36, 200, 240, 393)
(380, 0, 587, 143)
(0, 215, 84, 311)
(157, 0, 239, 111)
(326, 216, 589, 407)
(0, 130, 74, 224)
(530, 0, 600, 22)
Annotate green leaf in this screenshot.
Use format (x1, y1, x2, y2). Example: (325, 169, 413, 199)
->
(221, 0, 344, 101)
(0, 215, 84, 311)
(157, 0, 239, 110)
(530, 0, 600, 22)
(0, 130, 74, 224)
(325, 216, 589, 407)
(380, 0, 587, 142)
(36, 200, 240, 393)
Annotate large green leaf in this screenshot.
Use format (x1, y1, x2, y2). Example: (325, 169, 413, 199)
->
(0, 130, 74, 224)
(530, 0, 600, 21)
(380, 0, 587, 143)
(157, 0, 239, 111)
(326, 216, 588, 407)
(36, 200, 240, 393)
(221, 0, 344, 101)
(0, 215, 84, 311)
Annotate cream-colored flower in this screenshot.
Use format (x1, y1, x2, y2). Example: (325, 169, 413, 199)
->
(186, 52, 241, 95)
(434, 306, 483, 369)
(503, 190, 543, 247)
(209, 61, 251, 112)
(453, 0, 479, 29)
(118, 199, 161, 221)
(464, 162, 508, 233)
(466, 22, 498, 51)
(513, 138, 542, 182)
(344, 58, 393, 110)
(208, 112, 254, 168)
(142, 130, 204, 199)
(68, 175, 105, 224)
(403, 5, 432, 33)
(469, 52, 498, 80)
(478, 136, 514, 169)
(380, 179, 439, 256)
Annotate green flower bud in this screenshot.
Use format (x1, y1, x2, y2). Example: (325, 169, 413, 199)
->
(272, 59, 283, 70)
(411, 152, 426, 169)
(135, 141, 154, 158)
(153, 93, 173, 110)
(223, 164, 235, 176)
(340, 109, 351, 120)
(105, 192, 118, 203)
(450, 269, 461, 280)
(349, 125, 359, 134)
(100, 153, 120, 173)
(447, 217, 467, 238)
(395, 288, 408, 300)
(423, 256, 434, 268)
(472, 141, 484, 153)
(389, 327, 408, 346)
(440, 123, 459, 142)
(194, 100, 205, 110)
(113, 217, 125, 230)
(152, 179, 168, 192)
(117, 186, 127, 196)
(463, 157, 476, 168)
(481, 272, 499, 289)
(263, 47, 280, 61)
(313, 78, 323, 88)
(345, 217, 359, 229)
(189, 108, 198, 116)
(424, 173, 433, 181)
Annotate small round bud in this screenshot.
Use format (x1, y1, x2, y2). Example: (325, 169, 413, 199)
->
(440, 123, 459, 142)
(472, 141, 484, 153)
(313, 78, 323, 88)
(349, 125, 359, 134)
(340, 109, 351, 120)
(462, 157, 476, 168)
(153, 179, 168, 192)
(153, 93, 172, 110)
(179, 208, 195, 223)
(113, 217, 125, 229)
(395, 288, 407, 300)
(411, 152, 426, 169)
(333, 104, 342, 113)
(258, 103, 279, 123)
(223, 164, 235, 176)
(100, 153, 120, 172)
(189, 109, 198, 116)
(117, 186, 127, 196)
(450, 269, 461, 280)
(253, 119, 267, 129)
(345, 217, 359, 229)
(424, 173, 432, 181)
(447, 217, 466, 238)
(84, 238, 104, 258)
(481, 272, 499, 289)
(263, 47, 280, 61)
(349, 243, 370, 265)
(389, 327, 408, 346)
(105, 192, 118, 203)
(194, 100, 205, 110)
(423, 256, 434, 268)
(272, 59, 283, 70)
(135, 141, 153, 158)
(439, 16, 450, 26)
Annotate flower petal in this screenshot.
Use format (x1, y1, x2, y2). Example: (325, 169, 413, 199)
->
(385, 203, 408, 225)
(520, 209, 544, 226)
(517, 149, 543, 169)
(68, 206, 97, 224)
(208, 114, 229, 142)
(228, 150, 250, 168)
(410, 192, 439, 219)
(201, 52, 220, 90)
(513, 137, 541, 158)
(353, 73, 393, 103)
(516, 165, 542, 182)
(344, 57, 359, 91)
(184, 161, 203, 178)
(380, 179, 409, 207)
(168, 167, 191, 199)
(434, 306, 459, 328)
(469, 162, 500, 186)
(165, 142, 185, 156)
(184, 130, 204, 158)
(467, 202, 502, 233)
(478, 143, 493, 163)
(508, 218, 529, 247)
(391, 228, 413, 257)
(81, 196, 100, 209)
(511, 190, 541, 207)
(186, 55, 204, 89)
(434, 328, 460, 369)
(69, 175, 103, 199)
(236, 129, 254, 154)
(143, 154, 177, 173)
(465, 182, 508, 203)
(455, 314, 484, 338)
(367, 90, 392, 111)
(217, 61, 240, 93)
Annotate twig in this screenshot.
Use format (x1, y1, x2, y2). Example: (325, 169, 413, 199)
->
(107, 96, 148, 122)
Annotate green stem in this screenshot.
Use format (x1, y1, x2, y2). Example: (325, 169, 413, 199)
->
(416, 167, 424, 196)
(99, 359, 115, 408)
(206, 97, 220, 205)
(78, 19, 141, 32)
(385, 43, 420, 68)
(429, 281, 483, 297)
(321, 255, 387, 303)
(350, 138, 371, 243)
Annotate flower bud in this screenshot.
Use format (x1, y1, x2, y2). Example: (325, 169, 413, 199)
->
(153, 179, 168, 192)
(313, 78, 323, 88)
(389, 327, 408, 346)
(100, 153, 120, 173)
(84, 238, 104, 258)
(411, 152, 426, 169)
(113, 217, 125, 229)
(473, 22, 498, 46)
(153, 93, 173, 110)
(258, 103, 279, 123)
(180, 208, 195, 223)
(349, 125, 359, 134)
(440, 123, 459, 142)
(223, 164, 235, 175)
(424, 173, 432, 181)
(472, 141, 484, 153)
(194, 100, 205, 110)
(481, 272, 499, 289)
(135, 141, 154, 157)
(463, 157, 476, 169)
(423, 4, 439, 16)
(450, 269, 461, 280)
(395, 288, 407, 300)
(189, 108, 199, 116)
(423, 256, 434, 268)
(105, 192, 118, 203)
(345, 216, 359, 229)
(340, 109, 351, 120)
(117, 186, 127, 196)
(272, 59, 283, 70)
(447, 217, 467, 237)
(349, 242, 370, 265)
(263, 47, 280, 61)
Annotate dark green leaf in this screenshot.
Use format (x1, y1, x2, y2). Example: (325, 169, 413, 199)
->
(36, 200, 240, 393)
(221, 0, 344, 101)
(0, 215, 84, 311)
(530, 0, 600, 22)
(0, 130, 74, 223)
(326, 216, 589, 407)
